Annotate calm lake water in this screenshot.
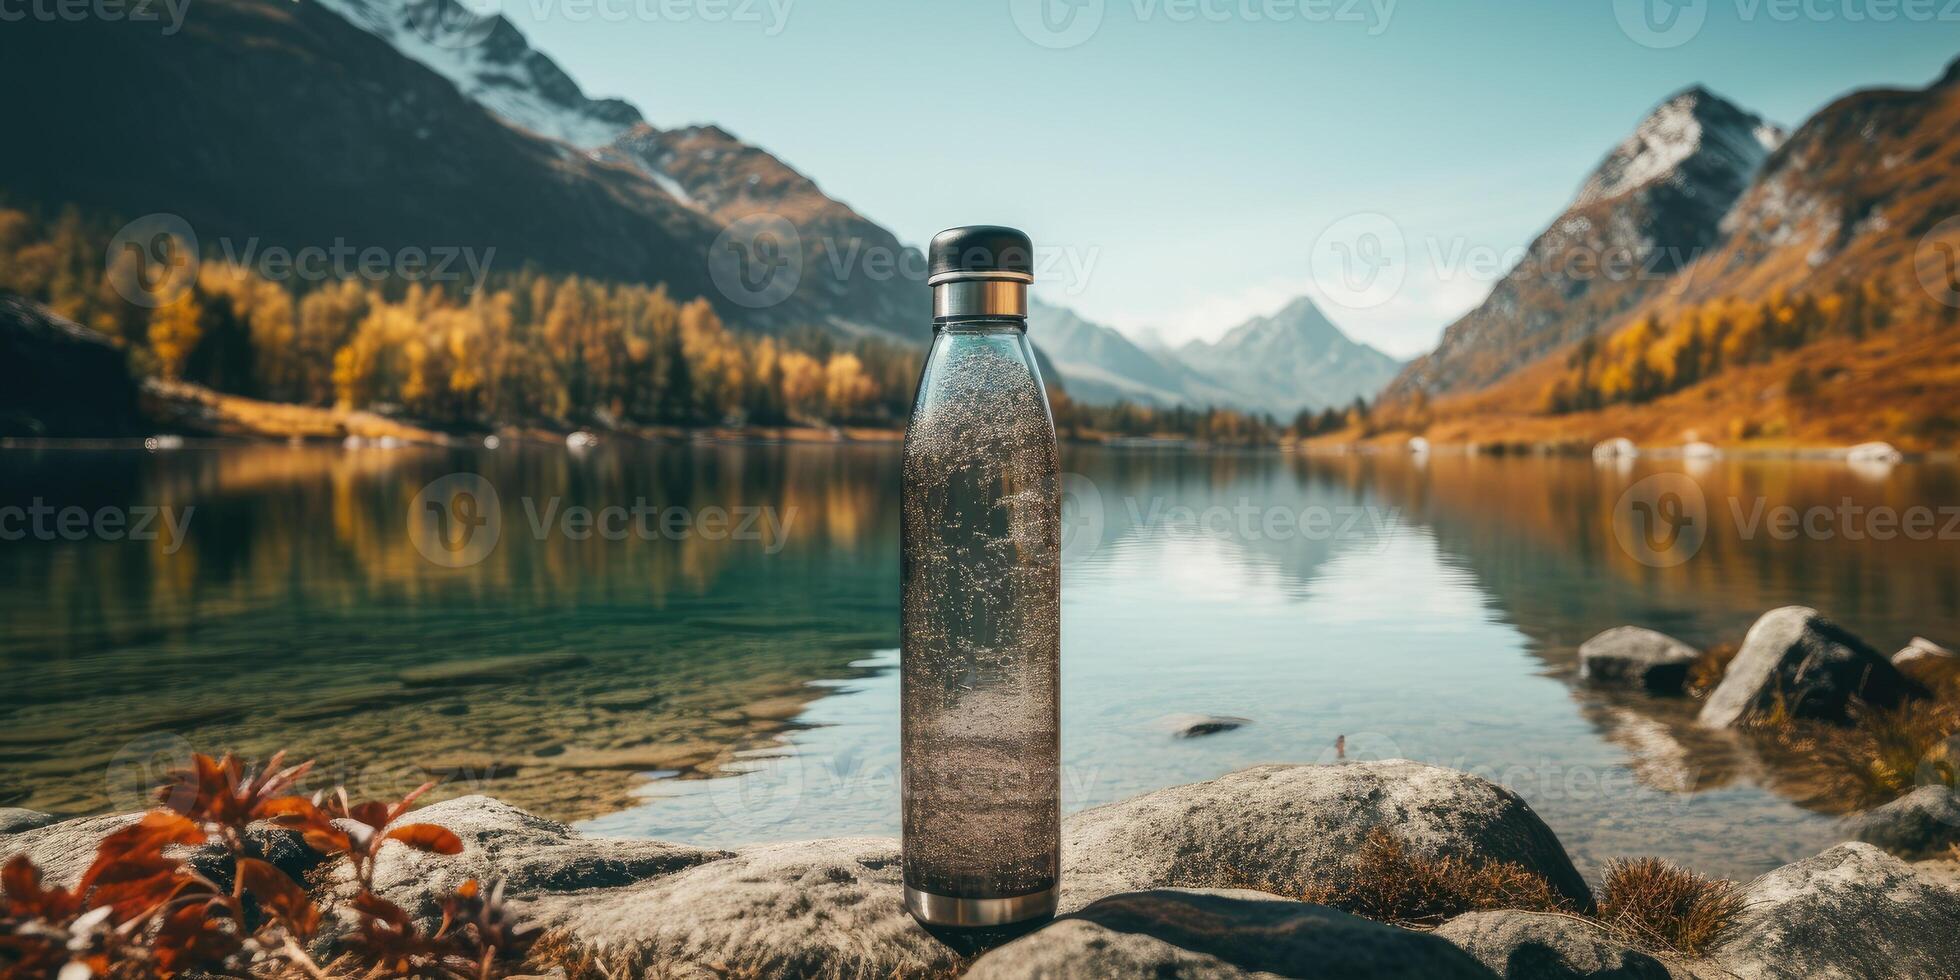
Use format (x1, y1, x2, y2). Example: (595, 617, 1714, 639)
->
(3, 441, 1956, 879)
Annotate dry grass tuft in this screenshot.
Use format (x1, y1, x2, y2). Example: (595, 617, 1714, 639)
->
(1824, 700, 1960, 805)
(1226, 827, 1575, 929)
(526, 931, 653, 980)
(1759, 698, 1960, 810)
(1597, 857, 1743, 956)
(1685, 641, 1740, 699)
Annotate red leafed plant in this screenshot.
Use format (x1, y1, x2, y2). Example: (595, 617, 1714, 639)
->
(0, 752, 534, 979)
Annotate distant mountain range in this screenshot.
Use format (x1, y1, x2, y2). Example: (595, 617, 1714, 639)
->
(1028, 296, 1398, 416)
(1381, 86, 1785, 405)
(1380, 56, 1960, 450)
(6, 0, 1948, 430)
(0, 0, 1402, 416)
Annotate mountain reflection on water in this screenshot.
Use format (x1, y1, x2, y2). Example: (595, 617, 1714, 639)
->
(3, 442, 1955, 877)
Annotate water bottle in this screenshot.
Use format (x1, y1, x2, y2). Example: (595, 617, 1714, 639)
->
(900, 226, 1061, 928)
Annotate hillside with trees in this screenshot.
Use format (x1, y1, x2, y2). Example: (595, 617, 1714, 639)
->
(1366, 59, 1960, 452)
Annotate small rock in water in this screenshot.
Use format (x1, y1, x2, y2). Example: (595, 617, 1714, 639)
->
(1844, 441, 1903, 464)
(545, 743, 721, 773)
(1893, 635, 1956, 666)
(591, 689, 663, 711)
(397, 650, 588, 687)
(1578, 626, 1701, 695)
(1889, 635, 1952, 666)
(1592, 437, 1638, 460)
(1892, 636, 1960, 691)
(1157, 713, 1251, 738)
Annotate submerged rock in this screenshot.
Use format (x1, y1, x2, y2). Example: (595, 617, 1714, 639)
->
(1592, 438, 1638, 460)
(396, 650, 589, 687)
(1578, 627, 1701, 695)
(1060, 761, 1593, 912)
(1697, 607, 1921, 728)
(1844, 441, 1903, 464)
(523, 837, 961, 979)
(1433, 910, 1671, 980)
(1847, 784, 1960, 860)
(1156, 713, 1252, 737)
(966, 889, 1492, 980)
(1711, 842, 1960, 980)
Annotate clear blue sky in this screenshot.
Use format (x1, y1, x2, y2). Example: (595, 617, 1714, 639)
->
(515, 0, 1958, 357)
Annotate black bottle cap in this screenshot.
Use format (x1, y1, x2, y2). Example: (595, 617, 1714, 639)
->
(928, 226, 1034, 285)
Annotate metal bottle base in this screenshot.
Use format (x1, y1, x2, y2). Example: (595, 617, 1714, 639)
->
(903, 884, 1057, 927)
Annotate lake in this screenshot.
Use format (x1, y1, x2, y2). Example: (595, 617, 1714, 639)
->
(3, 441, 1956, 880)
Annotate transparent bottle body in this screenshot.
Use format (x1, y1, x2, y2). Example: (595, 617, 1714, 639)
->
(900, 318, 1061, 908)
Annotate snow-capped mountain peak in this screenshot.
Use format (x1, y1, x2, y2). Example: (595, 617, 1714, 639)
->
(310, 0, 643, 149)
(1575, 86, 1784, 208)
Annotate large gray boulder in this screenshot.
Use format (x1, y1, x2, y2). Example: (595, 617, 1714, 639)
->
(1698, 607, 1922, 728)
(1061, 762, 1593, 913)
(1847, 784, 1960, 860)
(1433, 910, 1671, 980)
(362, 795, 727, 922)
(522, 837, 961, 980)
(1710, 843, 1960, 980)
(965, 888, 1495, 980)
(1579, 627, 1701, 695)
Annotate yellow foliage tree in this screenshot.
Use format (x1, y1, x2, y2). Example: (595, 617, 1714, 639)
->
(147, 295, 203, 381)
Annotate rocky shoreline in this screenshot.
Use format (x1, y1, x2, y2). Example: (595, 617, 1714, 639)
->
(6, 760, 1958, 979)
(1577, 606, 1960, 861)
